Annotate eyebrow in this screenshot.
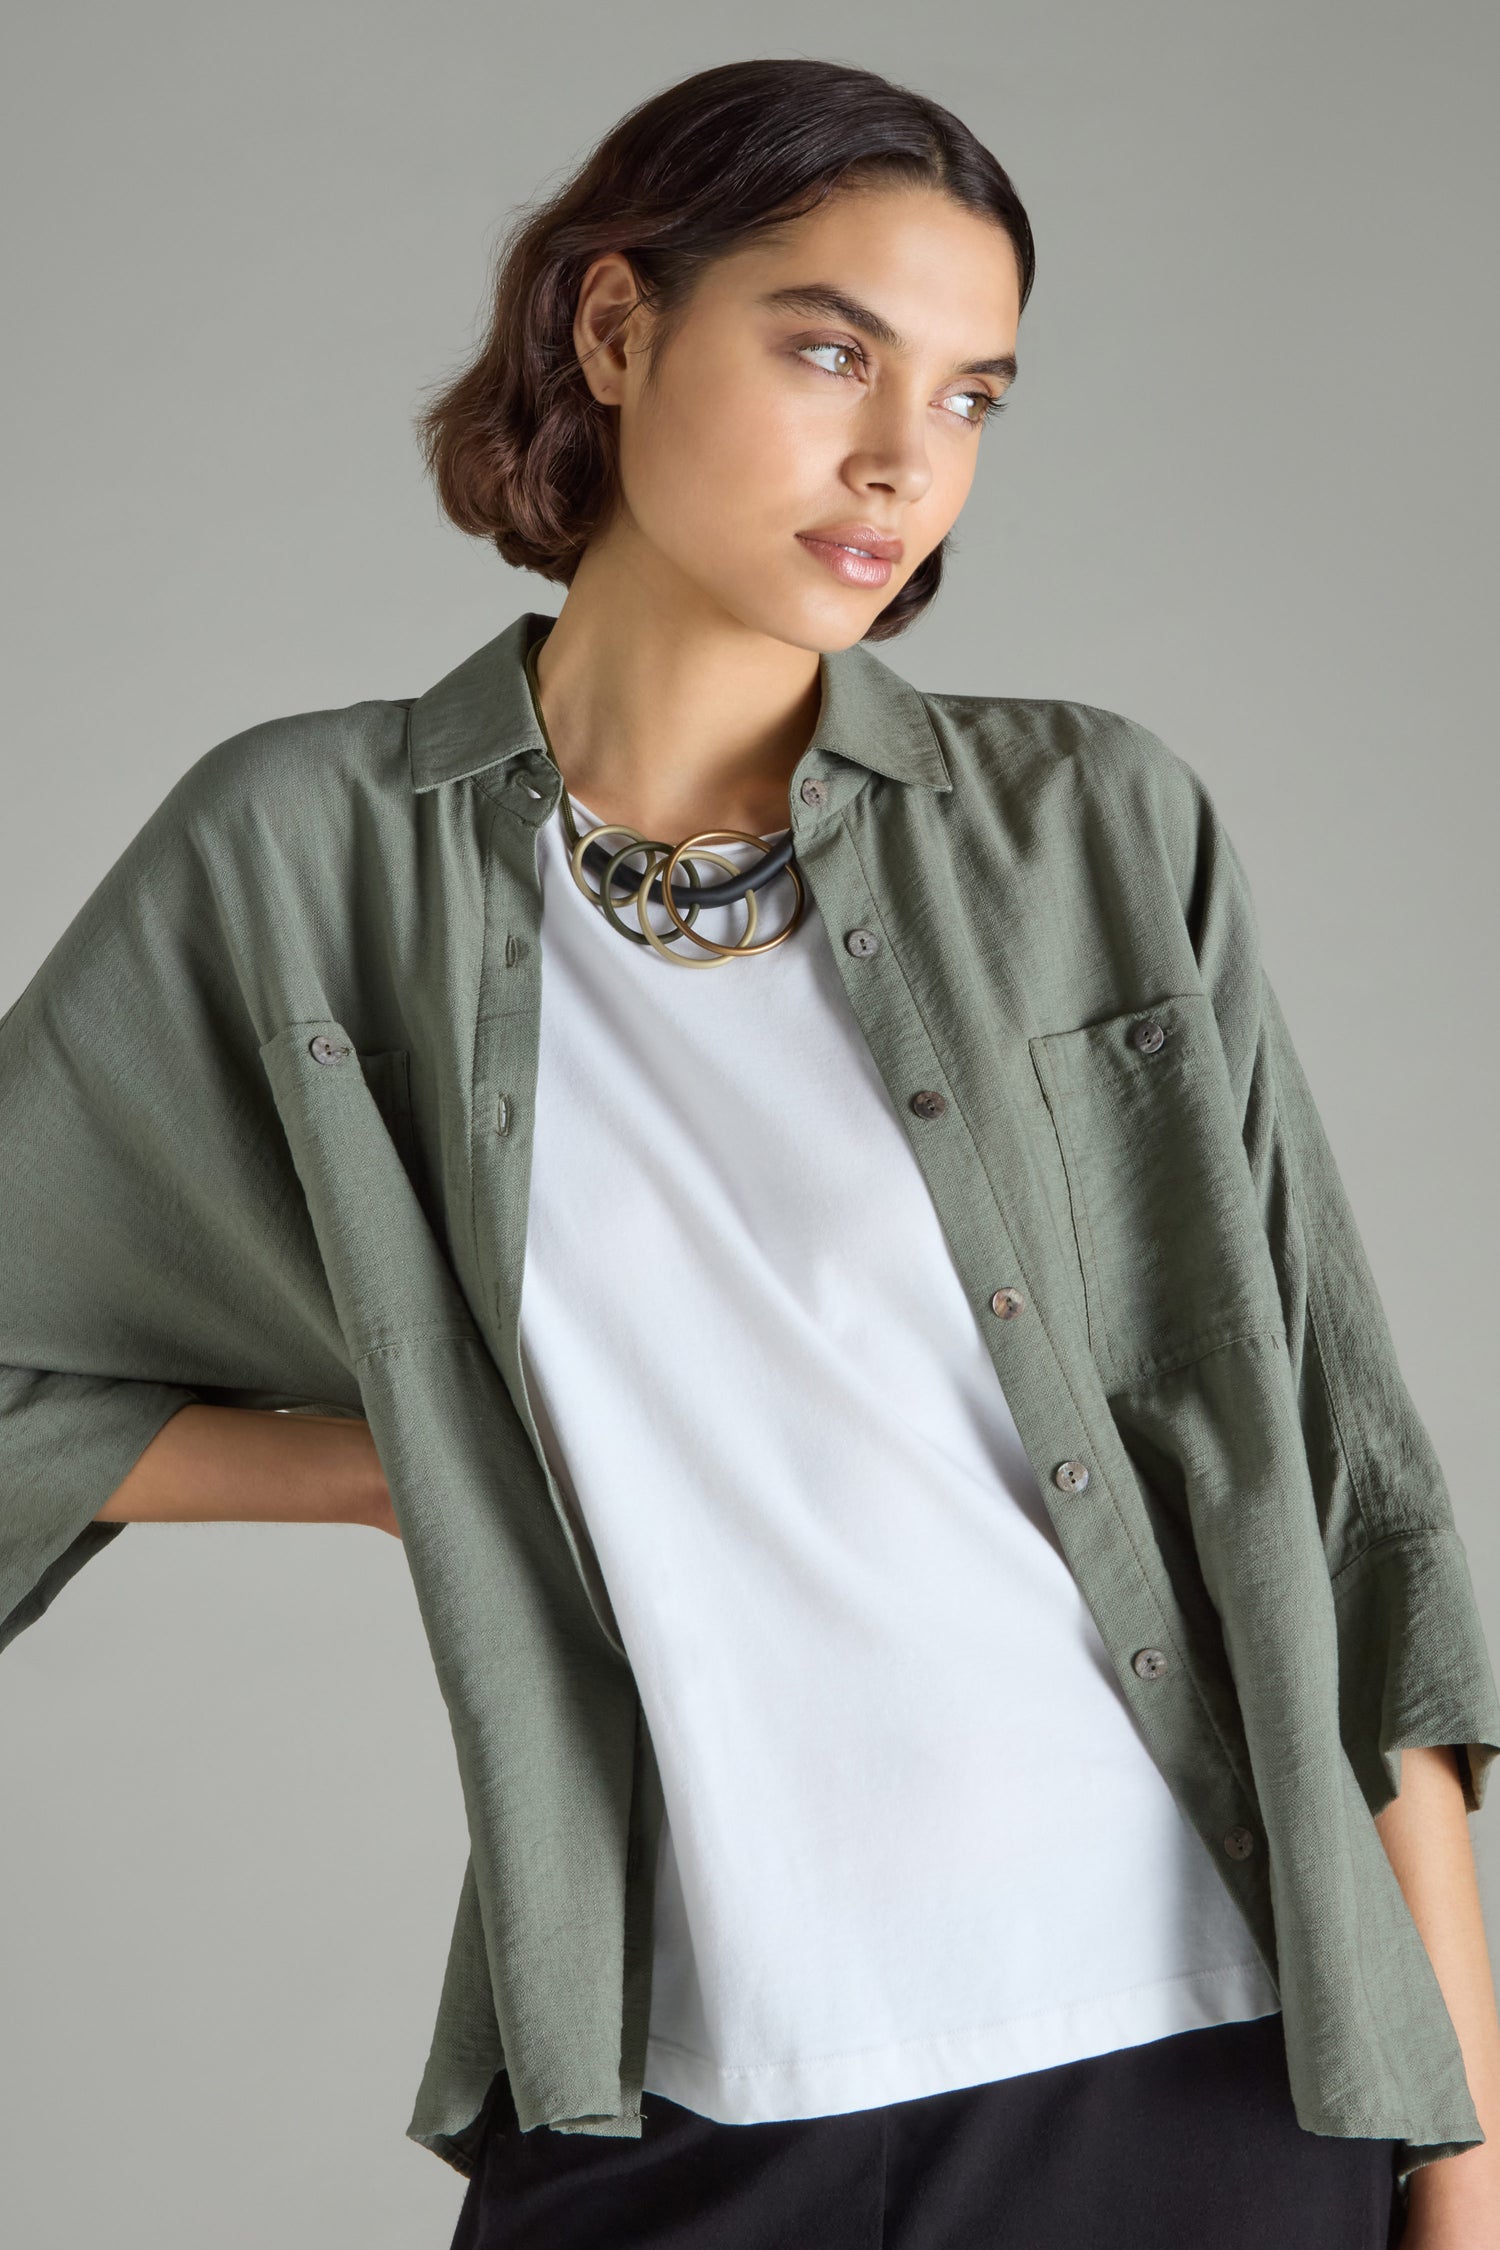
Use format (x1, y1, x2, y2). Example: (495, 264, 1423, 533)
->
(754, 283, 1018, 383)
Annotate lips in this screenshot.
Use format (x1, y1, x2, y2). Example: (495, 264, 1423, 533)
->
(797, 523, 904, 562)
(795, 523, 903, 592)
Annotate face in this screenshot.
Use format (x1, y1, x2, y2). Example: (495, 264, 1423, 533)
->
(572, 182, 1022, 650)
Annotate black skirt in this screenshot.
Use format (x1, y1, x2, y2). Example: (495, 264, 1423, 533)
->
(447, 2010, 1403, 2249)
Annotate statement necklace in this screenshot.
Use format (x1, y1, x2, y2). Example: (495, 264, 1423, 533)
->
(524, 633, 807, 967)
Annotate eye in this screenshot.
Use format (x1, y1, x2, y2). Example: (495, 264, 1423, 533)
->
(795, 340, 1008, 430)
(796, 340, 865, 379)
(946, 390, 1009, 428)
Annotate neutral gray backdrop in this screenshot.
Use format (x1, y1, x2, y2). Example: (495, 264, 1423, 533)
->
(3, 4, 1496, 2243)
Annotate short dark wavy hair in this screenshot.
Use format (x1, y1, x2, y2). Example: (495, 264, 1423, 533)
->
(414, 59, 1035, 642)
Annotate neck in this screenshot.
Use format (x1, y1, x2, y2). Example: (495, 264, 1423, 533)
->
(529, 526, 823, 840)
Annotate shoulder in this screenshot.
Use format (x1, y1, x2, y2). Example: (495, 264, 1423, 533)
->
(162, 694, 413, 844)
(924, 686, 1207, 807)
(920, 686, 1227, 896)
(62, 694, 420, 981)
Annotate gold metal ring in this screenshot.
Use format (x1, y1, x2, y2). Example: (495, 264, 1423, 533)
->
(658, 829, 806, 958)
(635, 845, 758, 966)
(568, 822, 659, 908)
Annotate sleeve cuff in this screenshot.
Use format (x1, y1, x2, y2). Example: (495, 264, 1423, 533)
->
(0, 1370, 199, 1654)
(1331, 1525, 1500, 1816)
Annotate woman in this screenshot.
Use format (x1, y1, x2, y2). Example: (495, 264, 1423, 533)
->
(3, 56, 1498, 2250)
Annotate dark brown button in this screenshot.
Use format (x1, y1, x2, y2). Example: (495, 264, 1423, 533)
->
(990, 1287, 1026, 1319)
(1223, 1826, 1256, 1860)
(1132, 1648, 1169, 1680)
(1128, 1017, 1167, 1054)
(910, 1089, 947, 1119)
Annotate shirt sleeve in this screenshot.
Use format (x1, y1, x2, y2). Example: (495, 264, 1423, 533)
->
(1139, 723, 1500, 1817)
(0, 755, 359, 1654)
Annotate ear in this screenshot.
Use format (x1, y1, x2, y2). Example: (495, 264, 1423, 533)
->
(573, 253, 644, 406)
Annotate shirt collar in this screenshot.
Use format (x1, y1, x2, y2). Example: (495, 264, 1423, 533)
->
(406, 609, 952, 797)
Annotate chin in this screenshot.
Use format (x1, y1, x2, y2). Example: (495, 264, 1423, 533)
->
(793, 606, 888, 656)
(724, 578, 886, 657)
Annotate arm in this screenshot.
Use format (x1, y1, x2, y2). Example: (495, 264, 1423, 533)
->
(1137, 727, 1500, 1823)
(1138, 728, 1500, 2192)
(1377, 1744, 1500, 2244)
(94, 1403, 398, 1538)
(1, 742, 365, 1652)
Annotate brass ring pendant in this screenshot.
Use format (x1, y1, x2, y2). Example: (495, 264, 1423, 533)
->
(568, 824, 668, 945)
(529, 629, 805, 964)
(658, 829, 806, 959)
(636, 845, 759, 967)
(567, 813, 806, 963)
(568, 823, 731, 959)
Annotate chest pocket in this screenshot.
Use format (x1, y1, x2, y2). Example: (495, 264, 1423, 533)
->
(259, 1021, 473, 1361)
(1028, 991, 1282, 1388)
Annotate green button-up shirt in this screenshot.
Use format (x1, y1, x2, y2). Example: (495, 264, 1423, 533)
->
(3, 608, 1498, 2190)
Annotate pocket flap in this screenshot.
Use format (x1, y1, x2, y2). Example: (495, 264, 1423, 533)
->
(1029, 993, 1282, 1383)
(258, 1021, 477, 1361)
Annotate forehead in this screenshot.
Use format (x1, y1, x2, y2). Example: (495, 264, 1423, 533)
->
(703, 183, 1021, 339)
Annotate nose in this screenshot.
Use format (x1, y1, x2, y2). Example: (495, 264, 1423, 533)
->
(850, 425, 931, 506)
(844, 390, 934, 506)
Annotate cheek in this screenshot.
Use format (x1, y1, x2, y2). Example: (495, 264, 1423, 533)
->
(934, 444, 981, 523)
(621, 364, 821, 551)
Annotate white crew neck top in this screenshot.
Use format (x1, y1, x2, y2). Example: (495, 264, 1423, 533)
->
(516, 797, 1280, 2124)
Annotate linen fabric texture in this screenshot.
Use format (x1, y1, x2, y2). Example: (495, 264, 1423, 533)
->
(1, 609, 1497, 2195)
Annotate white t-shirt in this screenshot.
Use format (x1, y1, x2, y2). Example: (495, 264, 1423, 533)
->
(517, 797, 1280, 2125)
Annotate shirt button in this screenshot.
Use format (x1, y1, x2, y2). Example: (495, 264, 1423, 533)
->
(910, 1089, 947, 1118)
(1053, 1460, 1090, 1494)
(308, 1035, 351, 1066)
(990, 1286, 1026, 1319)
(1128, 1017, 1167, 1054)
(1132, 1648, 1169, 1679)
(1223, 1826, 1256, 1860)
(845, 927, 880, 959)
(799, 777, 829, 807)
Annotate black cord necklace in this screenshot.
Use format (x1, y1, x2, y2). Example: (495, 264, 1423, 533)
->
(524, 634, 808, 967)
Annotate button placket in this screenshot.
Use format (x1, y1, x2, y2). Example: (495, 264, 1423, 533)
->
(787, 815, 1271, 1909)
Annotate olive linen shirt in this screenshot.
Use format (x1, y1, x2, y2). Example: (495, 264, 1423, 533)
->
(3, 608, 1499, 2192)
